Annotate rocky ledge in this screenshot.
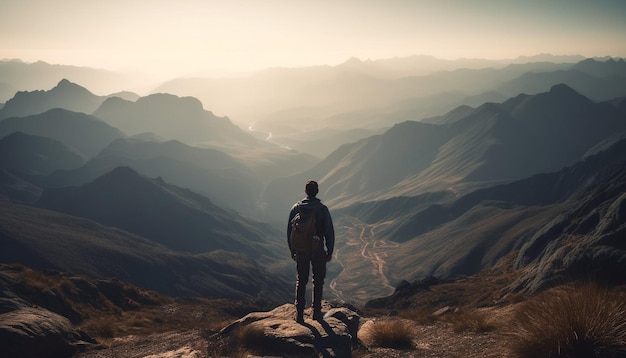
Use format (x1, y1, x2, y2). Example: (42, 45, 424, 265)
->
(211, 301, 360, 357)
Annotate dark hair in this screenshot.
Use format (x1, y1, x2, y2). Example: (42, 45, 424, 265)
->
(305, 180, 319, 197)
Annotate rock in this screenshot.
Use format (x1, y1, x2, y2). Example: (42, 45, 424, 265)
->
(0, 305, 100, 358)
(215, 302, 359, 358)
(433, 306, 451, 316)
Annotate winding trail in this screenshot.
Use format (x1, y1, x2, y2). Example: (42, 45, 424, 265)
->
(329, 218, 399, 305)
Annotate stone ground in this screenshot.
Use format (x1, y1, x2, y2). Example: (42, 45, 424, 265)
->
(76, 310, 512, 358)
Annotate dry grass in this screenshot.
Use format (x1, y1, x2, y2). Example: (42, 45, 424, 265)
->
(398, 306, 439, 325)
(206, 324, 273, 358)
(508, 282, 626, 358)
(233, 324, 268, 351)
(358, 319, 415, 350)
(2, 263, 258, 345)
(447, 309, 498, 333)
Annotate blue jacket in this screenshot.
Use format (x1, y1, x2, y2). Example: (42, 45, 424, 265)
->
(287, 196, 335, 255)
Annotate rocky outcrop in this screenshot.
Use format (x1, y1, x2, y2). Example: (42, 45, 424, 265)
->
(0, 305, 99, 358)
(0, 265, 101, 358)
(213, 302, 360, 358)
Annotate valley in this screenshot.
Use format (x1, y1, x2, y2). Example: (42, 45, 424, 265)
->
(1, 55, 625, 357)
(329, 218, 399, 304)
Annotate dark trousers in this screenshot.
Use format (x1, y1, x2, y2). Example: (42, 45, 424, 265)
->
(294, 250, 326, 313)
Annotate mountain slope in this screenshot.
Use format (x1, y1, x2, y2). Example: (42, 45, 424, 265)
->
(0, 60, 136, 103)
(352, 138, 626, 294)
(0, 132, 85, 177)
(0, 79, 138, 119)
(0, 199, 290, 302)
(36, 166, 282, 259)
(93, 93, 257, 147)
(0, 108, 125, 158)
(264, 84, 626, 214)
(42, 138, 261, 215)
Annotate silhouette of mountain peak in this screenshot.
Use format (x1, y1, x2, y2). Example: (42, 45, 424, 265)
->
(548, 83, 580, 97)
(52, 78, 93, 95)
(99, 166, 144, 183)
(57, 78, 72, 86)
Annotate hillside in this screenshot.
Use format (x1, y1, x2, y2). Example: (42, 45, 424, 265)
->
(264, 84, 626, 215)
(331, 138, 626, 304)
(36, 166, 284, 261)
(0, 79, 138, 119)
(0, 131, 85, 176)
(42, 138, 264, 216)
(93, 93, 257, 147)
(0, 199, 291, 301)
(0, 108, 125, 158)
(0, 60, 137, 103)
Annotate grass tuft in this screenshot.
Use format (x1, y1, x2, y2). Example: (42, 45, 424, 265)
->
(447, 309, 498, 333)
(508, 282, 626, 358)
(358, 319, 415, 349)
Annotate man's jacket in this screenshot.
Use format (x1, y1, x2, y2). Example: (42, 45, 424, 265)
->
(287, 197, 335, 256)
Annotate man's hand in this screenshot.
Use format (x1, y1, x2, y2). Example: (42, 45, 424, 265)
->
(326, 253, 332, 262)
(291, 252, 297, 261)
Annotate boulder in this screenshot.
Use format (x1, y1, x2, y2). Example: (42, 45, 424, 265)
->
(216, 302, 360, 358)
(0, 305, 99, 358)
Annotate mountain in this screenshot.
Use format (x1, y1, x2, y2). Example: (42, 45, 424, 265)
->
(0, 60, 137, 103)
(264, 84, 626, 214)
(155, 58, 623, 161)
(0, 170, 42, 203)
(36, 166, 282, 260)
(0, 79, 139, 119)
(42, 138, 261, 216)
(0, 131, 85, 176)
(93, 93, 257, 147)
(0, 199, 291, 301)
(154, 56, 578, 126)
(498, 68, 626, 101)
(338, 138, 626, 304)
(0, 108, 125, 158)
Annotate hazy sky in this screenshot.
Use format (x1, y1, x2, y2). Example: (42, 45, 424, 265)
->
(1, 0, 625, 79)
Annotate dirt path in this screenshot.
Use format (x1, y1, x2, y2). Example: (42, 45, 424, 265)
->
(330, 218, 399, 304)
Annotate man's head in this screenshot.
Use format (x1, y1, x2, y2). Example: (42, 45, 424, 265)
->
(305, 180, 319, 198)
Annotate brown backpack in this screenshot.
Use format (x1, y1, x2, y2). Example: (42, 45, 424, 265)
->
(289, 203, 320, 252)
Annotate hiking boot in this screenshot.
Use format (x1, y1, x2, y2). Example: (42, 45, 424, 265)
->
(295, 311, 304, 324)
(313, 310, 324, 321)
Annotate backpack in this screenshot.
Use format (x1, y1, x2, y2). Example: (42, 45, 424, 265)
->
(289, 203, 320, 253)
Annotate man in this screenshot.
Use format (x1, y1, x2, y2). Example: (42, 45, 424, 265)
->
(287, 180, 335, 323)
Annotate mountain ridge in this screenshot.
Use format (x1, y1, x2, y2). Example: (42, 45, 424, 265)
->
(36, 166, 283, 260)
(0, 108, 125, 158)
(264, 84, 626, 214)
(0, 79, 138, 119)
(0, 198, 291, 301)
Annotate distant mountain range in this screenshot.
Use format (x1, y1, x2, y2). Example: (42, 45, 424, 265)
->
(0, 198, 291, 301)
(351, 136, 626, 300)
(0, 108, 125, 158)
(1, 56, 625, 307)
(0, 59, 150, 103)
(93, 93, 257, 147)
(265, 84, 626, 213)
(0, 79, 138, 119)
(0, 132, 85, 176)
(36, 166, 281, 257)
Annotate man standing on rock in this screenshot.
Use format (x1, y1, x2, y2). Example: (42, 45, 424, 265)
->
(287, 180, 335, 323)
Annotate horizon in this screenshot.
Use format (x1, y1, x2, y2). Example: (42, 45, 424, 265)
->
(2, 0, 626, 81)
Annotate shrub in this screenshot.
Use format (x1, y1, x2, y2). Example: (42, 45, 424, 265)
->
(206, 324, 268, 358)
(508, 283, 626, 358)
(448, 309, 497, 333)
(358, 319, 415, 349)
(82, 316, 118, 338)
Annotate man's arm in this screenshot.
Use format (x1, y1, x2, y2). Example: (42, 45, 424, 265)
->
(287, 204, 298, 254)
(323, 206, 335, 260)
